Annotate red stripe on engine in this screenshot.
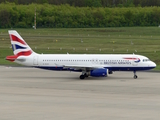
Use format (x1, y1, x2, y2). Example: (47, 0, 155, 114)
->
(10, 34, 26, 45)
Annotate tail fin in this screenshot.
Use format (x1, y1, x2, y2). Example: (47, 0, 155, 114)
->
(9, 30, 33, 56)
(6, 30, 34, 62)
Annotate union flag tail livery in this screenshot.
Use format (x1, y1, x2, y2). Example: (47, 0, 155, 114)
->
(6, 30, 35, 65)
(6, 30, 156, 79)
(9, 30, 33, 56)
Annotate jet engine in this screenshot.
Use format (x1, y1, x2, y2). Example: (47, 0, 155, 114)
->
(90, 68, 107, 77)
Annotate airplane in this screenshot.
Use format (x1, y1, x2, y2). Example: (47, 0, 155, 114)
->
(6, 30, 156, 79)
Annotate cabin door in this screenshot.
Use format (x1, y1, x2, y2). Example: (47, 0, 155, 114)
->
(33, 56, 38, 65)
(132, 55, 139, 66)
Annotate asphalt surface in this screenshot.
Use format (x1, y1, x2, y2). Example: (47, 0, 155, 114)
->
(0, 66, 160, 120)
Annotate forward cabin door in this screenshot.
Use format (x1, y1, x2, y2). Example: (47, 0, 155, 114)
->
(132, 55, 138, 66)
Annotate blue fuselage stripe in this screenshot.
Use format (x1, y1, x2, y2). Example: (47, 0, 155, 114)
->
(35, 66, 155, 71)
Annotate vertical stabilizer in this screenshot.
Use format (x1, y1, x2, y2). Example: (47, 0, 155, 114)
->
(8, 30, 33, 56)
(6, 30, 34, 62)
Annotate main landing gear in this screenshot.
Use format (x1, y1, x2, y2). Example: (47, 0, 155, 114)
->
(80, 75, 85, 79)
(79, 73, 88, 80)
(133, 71, 138, 79)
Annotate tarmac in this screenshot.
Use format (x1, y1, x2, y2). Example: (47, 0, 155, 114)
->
(0, 66, 160, 120)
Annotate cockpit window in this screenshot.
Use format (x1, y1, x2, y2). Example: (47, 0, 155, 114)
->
(143, 59, 150, 62)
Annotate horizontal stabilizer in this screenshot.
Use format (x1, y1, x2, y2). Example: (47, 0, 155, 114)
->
(6, 55, 17, 62)
(6, 55, 26, 62)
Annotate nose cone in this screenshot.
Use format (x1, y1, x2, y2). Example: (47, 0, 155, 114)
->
(151, 61, 156, 68)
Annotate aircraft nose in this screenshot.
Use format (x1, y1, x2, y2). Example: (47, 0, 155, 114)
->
(151, 61, 156, 68)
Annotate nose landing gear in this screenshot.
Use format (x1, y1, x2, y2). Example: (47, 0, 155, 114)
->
(133, 71, 138, 79)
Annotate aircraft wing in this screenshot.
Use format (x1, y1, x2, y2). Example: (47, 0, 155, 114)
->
(63, 65, 108, 71)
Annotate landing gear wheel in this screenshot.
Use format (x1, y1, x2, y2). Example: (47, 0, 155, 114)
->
(80, 75, 85, 79)
(133, 71, 138, 79)
(108, 70, 113, 74)
(84, 73, 88, 77)
(134, 75, 138, 79)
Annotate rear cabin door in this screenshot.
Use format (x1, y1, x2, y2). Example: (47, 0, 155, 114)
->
(33, 56, 38, 65)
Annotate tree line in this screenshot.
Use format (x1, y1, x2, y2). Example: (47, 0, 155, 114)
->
(0, 3, 160, 28)
(1, 0, 160, 7)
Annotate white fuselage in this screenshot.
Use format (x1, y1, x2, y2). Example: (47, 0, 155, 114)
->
(16, 53, 156, 72)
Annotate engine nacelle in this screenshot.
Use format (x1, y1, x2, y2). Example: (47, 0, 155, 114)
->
(90, 68, 107, 77)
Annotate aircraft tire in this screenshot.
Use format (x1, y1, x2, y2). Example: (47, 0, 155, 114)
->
(84, 73, 89, 77)
(80, 75, 85, 79)
(134, 75, 138, 79)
